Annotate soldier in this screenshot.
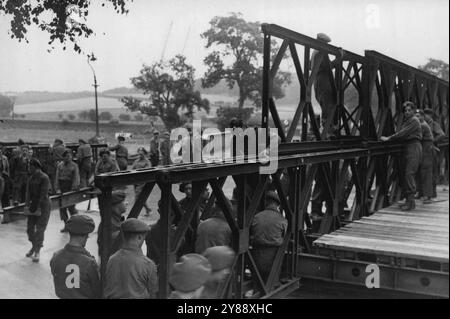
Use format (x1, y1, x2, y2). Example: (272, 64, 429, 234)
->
(415, 110, 433, 204)
(77, 139, 93, 188)
(169, 253, 212, 299)
(131, 147, 152, 216)
(201, 246, 235, 299)
(94, 150, 119, 175)
(195, 205, 232, 254)
(311, 33, 345, 135)
(10, 144, 30, 205)
(149, 130, 160, 167)
(24, 158, 51, 263)
(104, 218, 158, 299)
(56, 150, 80, 232)
(381, 101, 422, 211)
(160, 131, 172, 166)
(109, 135, 128, 171)
(48, 139, 66, 193)
(0, 146, 10, 213)
(50, 215, 101, 299)
(250, 191, 287, 281)
(423, 108, 446, 197)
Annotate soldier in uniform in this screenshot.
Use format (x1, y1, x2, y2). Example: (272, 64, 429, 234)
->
(149, 130, 160, 167)
(169, 253, 212, 299)
(195, 205, 232, 254)
(24, 158, 51, 263)
(423, 109, 446, 197)
(201, 246, 235, 299)
(10, 144, 30, 205)
(55, 150, 80, 232)
(131, 147, 152, 216)
(250, 191, 287, 281)
(48, 139, 66, 194)
(50, 215, 101, 299)
(415, 110, 434, 204)
(0, 146, 10, 213)
(77, 139, 93, 188)
(381, 101, 422, 211)
(94, 150, 119, 175)
(160, 131, 172, 166)
(104, 218, 158, 299)
(109, 136, 128, 171)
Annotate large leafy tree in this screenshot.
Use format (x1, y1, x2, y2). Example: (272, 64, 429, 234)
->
(0, 0, 131, 52)
(419, 58, 449, 81)
(121, 55, 210, 130)
(202, 13, 291, 109)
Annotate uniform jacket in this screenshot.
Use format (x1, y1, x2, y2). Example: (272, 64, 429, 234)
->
(55, 161, 80, 191)
(420, 121, 433, 142)
(25, 170, 51, 213)
(50, 244, 101, 299)
(95, 159, 119, 175)
(109, 144, 128, 160)
(390, 116, 422, 142)
(104, 245, 158, 299)
(0, 155, 9, 177)
(77, 144, 93, 168)
(251, 207, 288, 247)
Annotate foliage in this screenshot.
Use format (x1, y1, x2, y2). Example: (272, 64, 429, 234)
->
(119, 113, 131, 121)
(0, 0, 131, 53)
(68, 113, 75, 120)
(99, 111, 113, 121)
(0, 94, 14, 117)
(419, 58, 449, 81)
(216, 106, 254, 130)
(61, 119, 70, 125)
(201, 13, 291, 109)
(134, 114, 144, 121)
(121, 55, 210, 130)
(78, 109, 97, 121)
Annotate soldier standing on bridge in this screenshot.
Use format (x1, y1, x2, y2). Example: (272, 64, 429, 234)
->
(48, 139, 66, 194)
(149, 130, 160, 167)
(10, 144, 31, 205)
(415, 110, 433, 204)
(109, 136, 128, 171)
(423, 109, 446, 198)
(56, 150, 80, 233)
(381, 101, 422, 211)
(0, 146, 10, 214)
(131, 147, 152, 216)
(50, 215, 101, 299)
(94, 150, 119, 175)
(24, 158, 51, 263)
(77, 139, 93, 188)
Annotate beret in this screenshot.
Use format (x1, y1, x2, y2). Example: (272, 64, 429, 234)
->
(66, 215, 95, 235)
(203, 246, 235, 271)
(170, 254, 212, 292)
(317, 33, 331, 43)
(121, 218, 149, 233)
(117, 135, 125, 141)
(54, 139, 63, 144)
(29, 158, 42, 169)
(266, 190, 280, 204)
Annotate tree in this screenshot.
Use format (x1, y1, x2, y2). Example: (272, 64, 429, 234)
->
(0, 94, 14, 117)
(0, 0, 131, 53)
(134, 114, 144, 122)
(121, 55, 210, 130)
(68, 113, 76, 120)
(78, 110, 88, 120)
(99, 111, 113, 121)
(419, 58, 449, 81)
(201, 13, 291, 109)
(119, 113, 131, 121)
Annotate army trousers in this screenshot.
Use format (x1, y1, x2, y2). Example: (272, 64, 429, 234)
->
(59, 180, 78, 222)
(251, 245, 280, 282)
(27, 199, 51, 251)
(416, 141, 433, 198)
(402, 141, 422, 200)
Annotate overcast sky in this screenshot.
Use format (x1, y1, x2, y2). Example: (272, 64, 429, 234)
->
(0, 0, 448, 92)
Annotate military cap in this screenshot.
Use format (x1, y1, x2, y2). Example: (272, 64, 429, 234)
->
(79, 139, 87, 144)
(203, 246, 235, 271)
(121, 218, 149, 233)
(170, 254, 212, 292)
(66, 215, 95, 235)
(117, 135, 125, 141)
(266, 190, 280, 204)
(99, 149, 110, 156)
(317, 33, 331, 43)
(423, 108, 434, 115)
(153, 130, 160, 135)
(29, 158, 42, 169)
(54, 138, 63, 144)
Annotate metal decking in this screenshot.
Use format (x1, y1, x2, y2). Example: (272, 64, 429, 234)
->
(299, 189, 449, 298)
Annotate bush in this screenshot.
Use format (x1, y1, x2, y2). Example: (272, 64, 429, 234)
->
(216, 106, 254, 130)
(99, 111, 113, 121)
(134, 114, 144, 121)
(61, 119, 70, 126)
(20, 114, 26, 118)
(119, 113, 131, 121)
(109, 119, 119, 125)
(68, 114, 75, 121)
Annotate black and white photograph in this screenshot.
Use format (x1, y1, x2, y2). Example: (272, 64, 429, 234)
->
(0, 0, 448, 302)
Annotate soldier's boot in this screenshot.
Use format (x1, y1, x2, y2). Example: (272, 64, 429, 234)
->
(423, 197, 433, 204)
(32, 251, 40, 263)
(25, 247, 34, 258)
(401, 199, 415, 211)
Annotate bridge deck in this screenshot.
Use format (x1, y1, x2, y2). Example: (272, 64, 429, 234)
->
(314, 189, 449, 266)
